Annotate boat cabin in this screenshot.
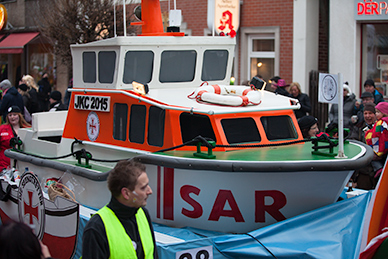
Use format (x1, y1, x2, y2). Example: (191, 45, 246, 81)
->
(64, 36, 302, 154)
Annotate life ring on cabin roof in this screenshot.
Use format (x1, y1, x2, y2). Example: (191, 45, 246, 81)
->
(188, 83, 262, 106)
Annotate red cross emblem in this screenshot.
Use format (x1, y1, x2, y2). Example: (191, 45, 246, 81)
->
(89, 118, 97, 135)
(23, 190, 38, 224)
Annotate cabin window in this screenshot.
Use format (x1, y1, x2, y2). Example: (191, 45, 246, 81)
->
(83, 52, 96, 83)
(98, 51, 116, 84)
(113, 103, 128, 141)
(221, 118, 261, 144)
(201, 50, 228, 81)
(261, 115, 297, 140)
(129, 104, 146, 144)
(123, 51, 154, 85)
(148, 106, 165, 147)
(180, 113, 216, 143)
(160, 50, 196, 82)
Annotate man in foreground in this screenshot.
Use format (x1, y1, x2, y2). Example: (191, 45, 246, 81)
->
(82, 160, 158, 258)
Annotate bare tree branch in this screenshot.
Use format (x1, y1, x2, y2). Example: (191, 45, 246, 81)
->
(34, 0, 138, 73)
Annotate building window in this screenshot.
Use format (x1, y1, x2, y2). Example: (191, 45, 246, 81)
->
(362, 23, 388, 96)
(248, 34, 276, 83)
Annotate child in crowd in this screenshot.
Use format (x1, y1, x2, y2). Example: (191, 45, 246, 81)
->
(365, 102, 388, 178)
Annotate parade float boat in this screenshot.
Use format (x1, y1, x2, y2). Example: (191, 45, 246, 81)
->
(0, 0, 373, 258)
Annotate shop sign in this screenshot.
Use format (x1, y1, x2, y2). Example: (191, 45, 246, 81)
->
(0, 4, 7, 31)
(214, 0, 239, 37)
(355, 0, 388, 20)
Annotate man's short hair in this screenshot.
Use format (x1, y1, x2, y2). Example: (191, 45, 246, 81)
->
(107, 160, 146, 198)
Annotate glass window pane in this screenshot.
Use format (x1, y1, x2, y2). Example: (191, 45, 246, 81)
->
(180, 113, 216, 143)
(221, 118, 260, 144)
(123, 51, 154, 84)
(252, 39, 274, 52)
(260, 116, 297, 141)
(129, 104, 146, 144)
(363, 24, 388, 95)
(113, 103, 128, 141)
(160, 50, 196, 82)
(201, 50, 228, 81)
(148, 106, 165, 147)
(98, 51, 116, 83)
(250, 58, 274, 84)
(83, 52, 96, 83)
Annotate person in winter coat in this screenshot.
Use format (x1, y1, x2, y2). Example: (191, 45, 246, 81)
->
(269, 76, 291, 97)
(21, 75, 41, 114)
(48, 91, 67, 111)
(37, 72, 51, 111)
(364, 79, 384, 105)
(289, 82, 311, 119)
(0, 83, 24, 122)
(0, 106, 30, 169)
(82, 160, 158, 259)
(328, 84, 356, 129)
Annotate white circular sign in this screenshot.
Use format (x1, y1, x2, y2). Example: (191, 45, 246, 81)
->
(322, 75, 337, 102)
(18, 172, 45, 239)
(87, 112, 100, 141)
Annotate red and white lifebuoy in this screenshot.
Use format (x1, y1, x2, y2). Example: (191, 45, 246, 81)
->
(188, 83, 262, 106)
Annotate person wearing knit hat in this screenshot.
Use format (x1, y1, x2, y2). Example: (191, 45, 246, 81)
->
(298, 115, 319, 138)
(48, 90, 67, 112)
(365, 101, 388, 162)
(0, 105, 30, 169)
(364, 79, 384, 104)
(375, 102, 388, 118)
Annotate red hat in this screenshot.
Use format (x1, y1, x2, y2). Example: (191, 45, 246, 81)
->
(274, 79, 289, 87)
(376, 102, 388, 115)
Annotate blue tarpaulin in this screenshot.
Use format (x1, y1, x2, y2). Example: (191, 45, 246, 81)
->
(75, 192, 371, 259)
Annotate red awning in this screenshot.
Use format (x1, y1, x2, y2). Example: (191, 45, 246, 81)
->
(0, 32, 39, 54)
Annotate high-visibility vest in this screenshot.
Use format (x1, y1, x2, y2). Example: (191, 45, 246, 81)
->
(97, 206, 154, 259)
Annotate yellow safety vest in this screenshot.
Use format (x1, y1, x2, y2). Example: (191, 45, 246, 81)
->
(97, 206, 154, 259)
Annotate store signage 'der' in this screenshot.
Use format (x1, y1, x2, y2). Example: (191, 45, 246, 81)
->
(74, 95, 110, 112)
(355, 0, 388, 20)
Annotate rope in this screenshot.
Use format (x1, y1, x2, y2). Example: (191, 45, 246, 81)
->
(156, 134, 336, 152)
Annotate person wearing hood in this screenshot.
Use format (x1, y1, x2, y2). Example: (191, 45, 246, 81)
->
(0, 80, 24, 122)
(328, 83, 356, 129)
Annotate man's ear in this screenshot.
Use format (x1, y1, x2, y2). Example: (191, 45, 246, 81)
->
(121, 187, 131, 200)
